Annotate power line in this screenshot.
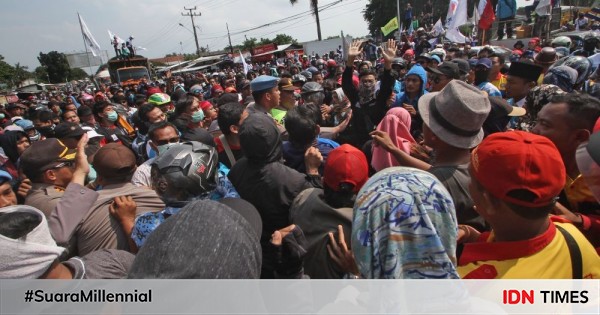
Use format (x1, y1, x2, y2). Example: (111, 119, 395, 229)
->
(182, 6, 202, 55)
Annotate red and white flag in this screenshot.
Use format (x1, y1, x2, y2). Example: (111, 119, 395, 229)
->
(477, 0, 496, 30)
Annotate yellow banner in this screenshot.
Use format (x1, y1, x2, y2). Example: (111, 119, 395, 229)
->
(380, 17, 399, 36)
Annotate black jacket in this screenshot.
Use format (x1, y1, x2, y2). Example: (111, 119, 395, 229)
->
(228, 113, 322, 278)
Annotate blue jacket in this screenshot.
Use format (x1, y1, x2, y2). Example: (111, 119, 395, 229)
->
(393, 64, 428, 139)
(496, 0, 517, 19)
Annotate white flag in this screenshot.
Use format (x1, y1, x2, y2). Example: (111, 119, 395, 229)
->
(445, 0, 467, 43)
(108, 30, 125, 45)
(472, 4, 480, 37)
(239, 50, 249, 75)
(535, 0, 552, 16)
(78, 13, 101, 57)
(432, 19, 444, 37)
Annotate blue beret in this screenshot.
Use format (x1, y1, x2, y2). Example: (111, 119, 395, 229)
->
(250, 75, 278, 92)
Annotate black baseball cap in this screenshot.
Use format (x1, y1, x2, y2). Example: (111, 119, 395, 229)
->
(426, 63, 460, 79)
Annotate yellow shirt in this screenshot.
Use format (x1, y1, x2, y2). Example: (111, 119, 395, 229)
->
(458, 220, 600, 279)
(564, 174, 598, 214)
(491, 73, 507, 92)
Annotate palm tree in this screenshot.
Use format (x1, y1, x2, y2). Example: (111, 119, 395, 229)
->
(290, 0, 322, 41)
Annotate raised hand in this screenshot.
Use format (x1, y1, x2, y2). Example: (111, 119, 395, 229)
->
(381, 38, 398, 64)
(347, 40, 364, 62)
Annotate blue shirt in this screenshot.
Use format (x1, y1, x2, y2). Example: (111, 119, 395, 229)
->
(131, 163, 239, 248)
(478, 82, 502, 97)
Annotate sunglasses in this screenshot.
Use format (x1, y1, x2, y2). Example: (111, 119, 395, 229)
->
(155, 137, 180, 146)
(52, 161, 75, 169)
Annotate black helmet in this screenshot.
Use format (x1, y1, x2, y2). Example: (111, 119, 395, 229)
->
(291, 74, 307, 83)
(550, 56, 593, 86)
(392, 57, 406, 67)
(151, 141, 219, 204)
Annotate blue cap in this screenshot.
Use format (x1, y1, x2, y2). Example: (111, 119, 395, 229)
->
(0, 170, 12, 183)
(476, 58, 492, 69)
(250, 75, 278, 93)
(430, 55, 442, 64)
(14, 119, 34, 130)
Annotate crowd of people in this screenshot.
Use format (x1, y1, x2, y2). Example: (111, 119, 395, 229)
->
(1, 26, 600, 280)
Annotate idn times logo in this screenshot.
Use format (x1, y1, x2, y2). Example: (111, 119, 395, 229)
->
(502, 290, 589, 304)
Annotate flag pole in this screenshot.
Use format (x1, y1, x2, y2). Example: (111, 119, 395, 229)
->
(77, 12, 94, 77)
(481, 28, 485, 46)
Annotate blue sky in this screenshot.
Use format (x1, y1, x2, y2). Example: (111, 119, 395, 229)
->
(0, 0, 531, 70)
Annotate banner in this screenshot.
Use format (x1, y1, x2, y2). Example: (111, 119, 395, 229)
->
(432, 19, 444, 37)
(77, 13, 102, 58)
(535, 0, 552, 16)
(380, 16, 399, 36)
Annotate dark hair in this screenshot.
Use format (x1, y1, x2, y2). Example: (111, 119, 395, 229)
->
(251, 89, 271, 105)
(147, 121, 178, 142)
(284, 103, 320, 147)
(131, 110, 149, 135)
(114, 95, 127, 103)
(33, 110, 53, 123)
(174, 94, 195, 118)
(489, 53, 505, 65)
(0, 211, 41, 239)
(138, 103, 157, 124)
(358, 68, 377, 78)
(217, 102, 245, 136)
(92, 101, 111, 117)
(551, 93, 600, 132)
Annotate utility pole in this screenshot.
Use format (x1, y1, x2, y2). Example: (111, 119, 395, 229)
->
(182, 6, 201, 56)
(226, 23, 234, 55)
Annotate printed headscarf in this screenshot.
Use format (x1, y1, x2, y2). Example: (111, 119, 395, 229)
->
(518, 84, 565, 132)
(352, 167, 459, 279)
(371, 108, 416, 172)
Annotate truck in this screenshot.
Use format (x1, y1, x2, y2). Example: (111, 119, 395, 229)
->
(107, 56, 151, 86)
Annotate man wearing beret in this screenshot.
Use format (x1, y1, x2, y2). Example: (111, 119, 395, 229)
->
(246, 75, 280, 118)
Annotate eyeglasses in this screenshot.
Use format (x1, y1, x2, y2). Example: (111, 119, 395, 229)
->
(155, 137, 180, 146)
(52, 161, 75, 169)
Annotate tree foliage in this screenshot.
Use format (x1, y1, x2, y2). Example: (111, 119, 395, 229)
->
(290, 0, 322, 40)
(37, 51, 71, 83)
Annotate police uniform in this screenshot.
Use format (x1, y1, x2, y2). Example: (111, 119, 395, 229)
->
(25, 183, 65, 218)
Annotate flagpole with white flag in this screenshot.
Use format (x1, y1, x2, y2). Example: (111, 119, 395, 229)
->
(78, 13, 102, 75)
(239, 50, 249, 75)
(445, 0, 467, 44)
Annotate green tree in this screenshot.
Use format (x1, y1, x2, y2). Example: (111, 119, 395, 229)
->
(34, 66, 49, 83)
(241, 37, 258, 51)
(37, 51, 71, 83)
(13, 63, 30, 87)
(290, 0, 322, 41)
(69, 68, 89, 81)
(271, 34, 298, 45)
(0, 55, 16, 88)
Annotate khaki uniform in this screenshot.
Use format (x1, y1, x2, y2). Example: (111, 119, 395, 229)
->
(24, 183, 65, 218)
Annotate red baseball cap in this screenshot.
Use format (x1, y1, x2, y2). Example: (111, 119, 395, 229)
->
(470, 131, 565, 208)
(323, 144, 369, 193)
(199, 101, 212, 111)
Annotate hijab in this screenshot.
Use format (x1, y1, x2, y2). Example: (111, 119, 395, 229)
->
(0, 131, 28, 164)
(352, 167, 459, 279)
(371, 108, 416, 172)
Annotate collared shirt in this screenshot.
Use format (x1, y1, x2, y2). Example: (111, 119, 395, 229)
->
(564, 174, 600, 215)
(458, 219, 600, 279)
(24, 183, 65, 218)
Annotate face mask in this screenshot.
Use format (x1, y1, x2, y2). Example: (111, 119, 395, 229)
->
(474, 71, 490, 85)
(191, 110, 205, 123)
(106, 111, 118, 122)
(358, 82, 375, 105)
(157, 143, 178, 155)
(0, 113, 5, 120)
(29, 131, 41, 142)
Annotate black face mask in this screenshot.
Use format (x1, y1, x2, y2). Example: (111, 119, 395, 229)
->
(37, 125, 55, 138)
(474, 70, 490, 85)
